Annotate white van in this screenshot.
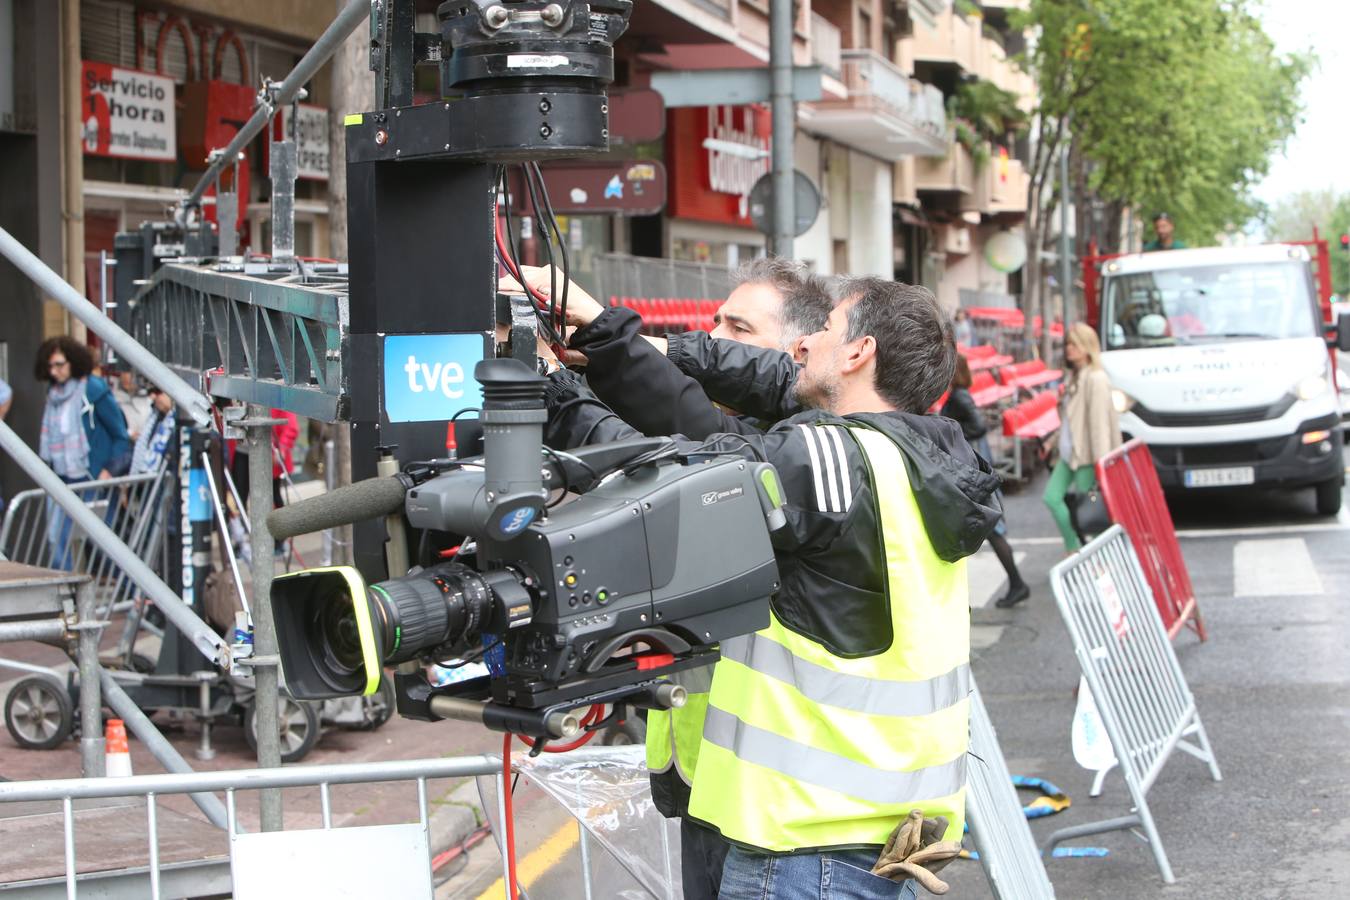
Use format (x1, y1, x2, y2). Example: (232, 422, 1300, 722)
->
(1097, 244, 1346, 515)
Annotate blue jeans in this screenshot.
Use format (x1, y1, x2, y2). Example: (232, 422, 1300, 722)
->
(718, 846, 919, 900)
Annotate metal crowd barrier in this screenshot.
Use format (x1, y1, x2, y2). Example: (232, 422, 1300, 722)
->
(0, 755, 504, 899)
(594, 253, 734, 308)
(966, 682, 1056, 898)
(0, 463, 172, 668)
(1045, 526, 1222, 883)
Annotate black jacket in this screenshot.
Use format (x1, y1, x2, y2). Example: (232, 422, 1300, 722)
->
(546, 309, 1003, 658)
(577, 308, 763, 438)
(941, 387, 987, 442)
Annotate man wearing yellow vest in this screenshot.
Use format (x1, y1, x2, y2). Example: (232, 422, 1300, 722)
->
(541, 276, 1001, 898)
(505, 260, 830, 899)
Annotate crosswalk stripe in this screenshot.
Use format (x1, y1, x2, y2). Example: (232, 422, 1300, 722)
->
(1233, 537, 1324, 597)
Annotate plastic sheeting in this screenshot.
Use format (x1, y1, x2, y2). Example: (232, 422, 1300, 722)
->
(477, 745, 682, 899)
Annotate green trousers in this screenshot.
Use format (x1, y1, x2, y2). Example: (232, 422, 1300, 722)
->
(1043, 461, 1098, 551)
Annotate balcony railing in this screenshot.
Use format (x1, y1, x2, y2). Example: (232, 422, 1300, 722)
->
(840, 50, 946, 137)
(811, 12, 842, 77)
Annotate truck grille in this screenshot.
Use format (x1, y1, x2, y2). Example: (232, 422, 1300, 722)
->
(1132, 395, 1295, 428)
(1149, 437, 1288, 468)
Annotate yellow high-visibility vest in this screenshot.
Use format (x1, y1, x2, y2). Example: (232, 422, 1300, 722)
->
(687, 424, 970, 852)
(645, 664, 714, 786)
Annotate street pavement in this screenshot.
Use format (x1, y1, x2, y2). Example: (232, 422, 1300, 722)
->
(2, 448, 1347, 897)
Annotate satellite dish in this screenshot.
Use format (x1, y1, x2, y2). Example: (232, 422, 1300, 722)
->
(748, 170, 822, 238)
(985, 230, 1027, 274)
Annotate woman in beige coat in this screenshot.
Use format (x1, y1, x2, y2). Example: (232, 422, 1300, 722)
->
(1043, 323, 1123, 552)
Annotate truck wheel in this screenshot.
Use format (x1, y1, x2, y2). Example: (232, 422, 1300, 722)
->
(1315, 478, 1343, 516)
(5, 676, 74, 750)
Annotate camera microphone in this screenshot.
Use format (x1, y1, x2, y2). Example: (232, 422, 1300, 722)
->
(267, 475, 411, 540)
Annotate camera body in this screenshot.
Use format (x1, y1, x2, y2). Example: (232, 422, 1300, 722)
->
(271, 361, 785, 738)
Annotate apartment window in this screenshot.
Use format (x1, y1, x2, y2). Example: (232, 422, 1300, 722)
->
(857, 9, 872, 50)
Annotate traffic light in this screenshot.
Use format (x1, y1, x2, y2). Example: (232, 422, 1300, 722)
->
(1340, 233, 1349, 252)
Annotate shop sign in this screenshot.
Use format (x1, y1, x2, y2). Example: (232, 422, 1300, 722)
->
(513, 161, 667, 216)
(270, 104, 331, 181)
(80, 62, 176, 161)
(666, 104, 771, 227)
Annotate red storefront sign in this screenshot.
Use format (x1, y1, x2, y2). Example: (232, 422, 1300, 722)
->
(666, 105, 771, 227)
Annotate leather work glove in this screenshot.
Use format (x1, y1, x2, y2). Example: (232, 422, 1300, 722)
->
(871, 809, 963, 895)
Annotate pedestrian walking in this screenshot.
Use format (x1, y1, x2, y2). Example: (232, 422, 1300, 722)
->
(1043, 324, 1122, 553)
(953, 308, 975, 347)
(35, 336, 131, 568)
(111, 369, 152, 441)
(943, 356, 1030, 607)
(1143, 211, 1187, 251)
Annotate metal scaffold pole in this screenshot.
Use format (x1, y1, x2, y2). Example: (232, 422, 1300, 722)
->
(769, 0, 795, 257)
(245, 405, 284, 830)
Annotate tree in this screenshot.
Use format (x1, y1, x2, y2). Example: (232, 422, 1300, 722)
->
(1016, 0, 1310, 359)
(1265, 188, 1341, 244)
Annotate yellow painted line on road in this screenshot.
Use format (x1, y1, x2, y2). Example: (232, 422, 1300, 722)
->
(473, 818, 579, 900)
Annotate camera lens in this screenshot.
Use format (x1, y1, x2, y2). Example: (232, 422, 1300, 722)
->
(368, 563, 495, 665)
(316, 597, 365, 675)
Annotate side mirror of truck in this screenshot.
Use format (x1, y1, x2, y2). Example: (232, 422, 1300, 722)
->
(1339, 313, 1350, 353)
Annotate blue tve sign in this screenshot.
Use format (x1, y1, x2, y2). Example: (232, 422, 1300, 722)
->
(383, 333, 486, 423)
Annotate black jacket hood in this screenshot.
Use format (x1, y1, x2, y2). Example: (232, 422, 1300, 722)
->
(842, 410, 1003, 563)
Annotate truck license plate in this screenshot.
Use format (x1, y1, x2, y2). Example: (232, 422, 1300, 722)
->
(1184, 467, 1255, 488)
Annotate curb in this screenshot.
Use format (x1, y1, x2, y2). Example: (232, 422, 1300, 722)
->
(428, 776, 490, 854)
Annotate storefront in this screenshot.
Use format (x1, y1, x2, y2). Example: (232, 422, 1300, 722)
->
(664, 104, 769, 267)
(78, 1, 328, 297)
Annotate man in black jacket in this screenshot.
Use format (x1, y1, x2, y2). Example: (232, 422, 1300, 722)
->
(540, 278, 1001, 899)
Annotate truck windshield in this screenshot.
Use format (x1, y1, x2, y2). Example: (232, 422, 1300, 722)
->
(1101, 261, 1317, 349)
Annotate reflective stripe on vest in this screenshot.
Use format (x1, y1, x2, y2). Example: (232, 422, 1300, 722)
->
(688, 423, 970, 853)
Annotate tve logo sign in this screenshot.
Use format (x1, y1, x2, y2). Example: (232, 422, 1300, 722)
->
(382, 333, 487, 423)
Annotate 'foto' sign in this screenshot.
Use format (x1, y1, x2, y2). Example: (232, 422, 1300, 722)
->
(81, 62, 176, 162)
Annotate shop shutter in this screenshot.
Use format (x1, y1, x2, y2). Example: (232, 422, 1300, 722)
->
(81, 0, 136, 67)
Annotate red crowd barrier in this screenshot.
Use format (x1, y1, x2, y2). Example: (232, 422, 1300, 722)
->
(1096, 438, 1207, 642)
(607, 296, 722, 333)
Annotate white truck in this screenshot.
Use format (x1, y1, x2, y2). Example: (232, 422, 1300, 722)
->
(1093, 243, 1349, 515)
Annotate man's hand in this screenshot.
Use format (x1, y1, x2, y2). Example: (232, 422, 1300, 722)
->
(499, 266, 606, 328)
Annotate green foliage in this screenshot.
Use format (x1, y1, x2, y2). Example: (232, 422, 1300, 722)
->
(949, 80, 1027, 145)
(1326, 197, 1350, 296)
(1020, 0, 1310, 245)
(1265, 188, 1341, 244)
(954, 0, 982, 18)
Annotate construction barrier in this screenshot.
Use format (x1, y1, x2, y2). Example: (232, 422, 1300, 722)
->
(1046, 526, 1222, 883)
(966, 682, 1056, 899)
(1095, 439, 1207, 641)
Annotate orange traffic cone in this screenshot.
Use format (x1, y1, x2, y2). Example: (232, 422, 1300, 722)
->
(105, 719, 133, 777)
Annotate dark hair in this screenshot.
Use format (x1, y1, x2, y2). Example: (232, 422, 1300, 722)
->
(35, 336, 95, 382)
(778, 275, 832, 346)
(838, 277, 956, 413)
(951, 355, 973, 389)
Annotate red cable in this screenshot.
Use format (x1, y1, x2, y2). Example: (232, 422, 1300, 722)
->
(502, 732, 520, 900)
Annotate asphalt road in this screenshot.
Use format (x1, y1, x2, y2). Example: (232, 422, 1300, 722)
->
(445, 446, 1350, 900)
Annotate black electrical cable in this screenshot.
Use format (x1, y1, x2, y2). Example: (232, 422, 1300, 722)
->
(499, 168, 563, 345)
(530, 162, 570, 339)
(520, 164, 559, 337)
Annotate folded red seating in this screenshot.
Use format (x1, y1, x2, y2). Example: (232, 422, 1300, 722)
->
(999, 359, 1064, 390)
(968, 353, 1014, 372)
(963, 344, 999, 359)
(969, 370, 1016, 407)
(1002, 390, 1060, 439)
